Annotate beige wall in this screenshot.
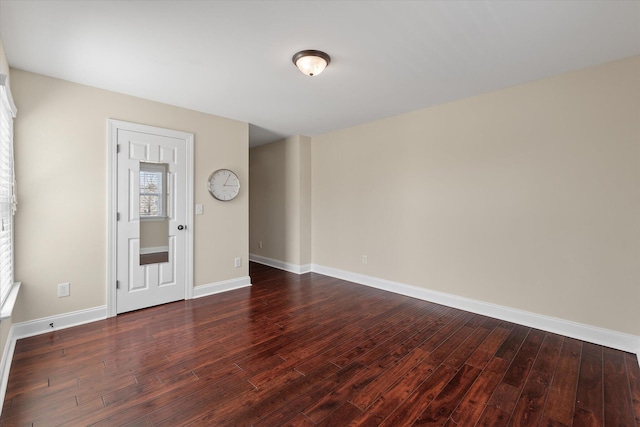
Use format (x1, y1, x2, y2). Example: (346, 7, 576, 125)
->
(312, 56, 640, 335)
(140, 219, 169, 250)
(11, 69, 248, 323)
(0, 41, 9, 83)
(299, 136, 311, 266)
(249, 135, 311, 266)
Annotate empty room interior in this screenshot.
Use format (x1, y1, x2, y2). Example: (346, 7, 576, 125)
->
(0, 1, 638, 425)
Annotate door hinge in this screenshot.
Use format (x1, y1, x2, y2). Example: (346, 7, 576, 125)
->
(116, 144, 121, 153)
(116, 280, 120, 290)
(116, 212, 120, 221)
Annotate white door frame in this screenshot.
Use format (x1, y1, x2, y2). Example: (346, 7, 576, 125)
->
(107, 119, 194, 317)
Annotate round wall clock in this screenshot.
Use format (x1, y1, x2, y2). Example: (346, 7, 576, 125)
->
(208, 169, 240, 201)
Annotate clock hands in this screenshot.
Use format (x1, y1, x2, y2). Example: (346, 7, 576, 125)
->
(223, 173, 238, 187)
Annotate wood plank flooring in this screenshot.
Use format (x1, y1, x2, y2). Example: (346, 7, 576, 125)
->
(2, 262, 639, 426)
(140, 252, 169, 265)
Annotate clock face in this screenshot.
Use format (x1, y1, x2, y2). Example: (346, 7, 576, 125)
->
(208, 169, 240, 201)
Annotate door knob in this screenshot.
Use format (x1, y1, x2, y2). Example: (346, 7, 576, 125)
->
(177, 225, 186, 230)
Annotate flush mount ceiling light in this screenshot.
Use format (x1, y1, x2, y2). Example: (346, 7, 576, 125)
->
(292, 50, 331, 77)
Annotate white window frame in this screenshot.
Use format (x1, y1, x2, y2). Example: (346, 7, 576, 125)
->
(0, 73, 19, 319)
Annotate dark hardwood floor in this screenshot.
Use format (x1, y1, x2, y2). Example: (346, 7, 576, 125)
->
(139, 252, 169, 266)
(2, 263, 639, 426)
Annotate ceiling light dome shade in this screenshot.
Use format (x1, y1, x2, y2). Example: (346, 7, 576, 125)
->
(292, 50, 331, 77)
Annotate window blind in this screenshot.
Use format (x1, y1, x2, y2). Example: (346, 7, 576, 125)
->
(0, 78, 16, 307)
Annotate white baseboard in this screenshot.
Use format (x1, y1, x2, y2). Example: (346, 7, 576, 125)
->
(249, 254, 311, 274)
(12, 306, 108, 340)
(0, 323, 16, 415)
(246, 257, 640, 359)
(193, 276, 252, 299)
(311, 264, 640, 358)
(0, 266, 637, 418)
(139, 246, 169, 255)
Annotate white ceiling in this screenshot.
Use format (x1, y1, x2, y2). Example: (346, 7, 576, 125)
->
(1, 1, 639, 147)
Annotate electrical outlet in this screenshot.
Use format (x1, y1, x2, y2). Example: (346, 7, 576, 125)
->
(57, 282, 70, 297)
(234, 257, 242, 268)
(362, 255, 368, 264)
(259, 241, 263, 249)
(195, 204, 204, 215)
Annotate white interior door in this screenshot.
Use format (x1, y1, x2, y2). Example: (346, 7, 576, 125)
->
(116, 128, 188, 313)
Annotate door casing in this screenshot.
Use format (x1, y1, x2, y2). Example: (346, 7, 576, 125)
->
(107, 119, 194, 317)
